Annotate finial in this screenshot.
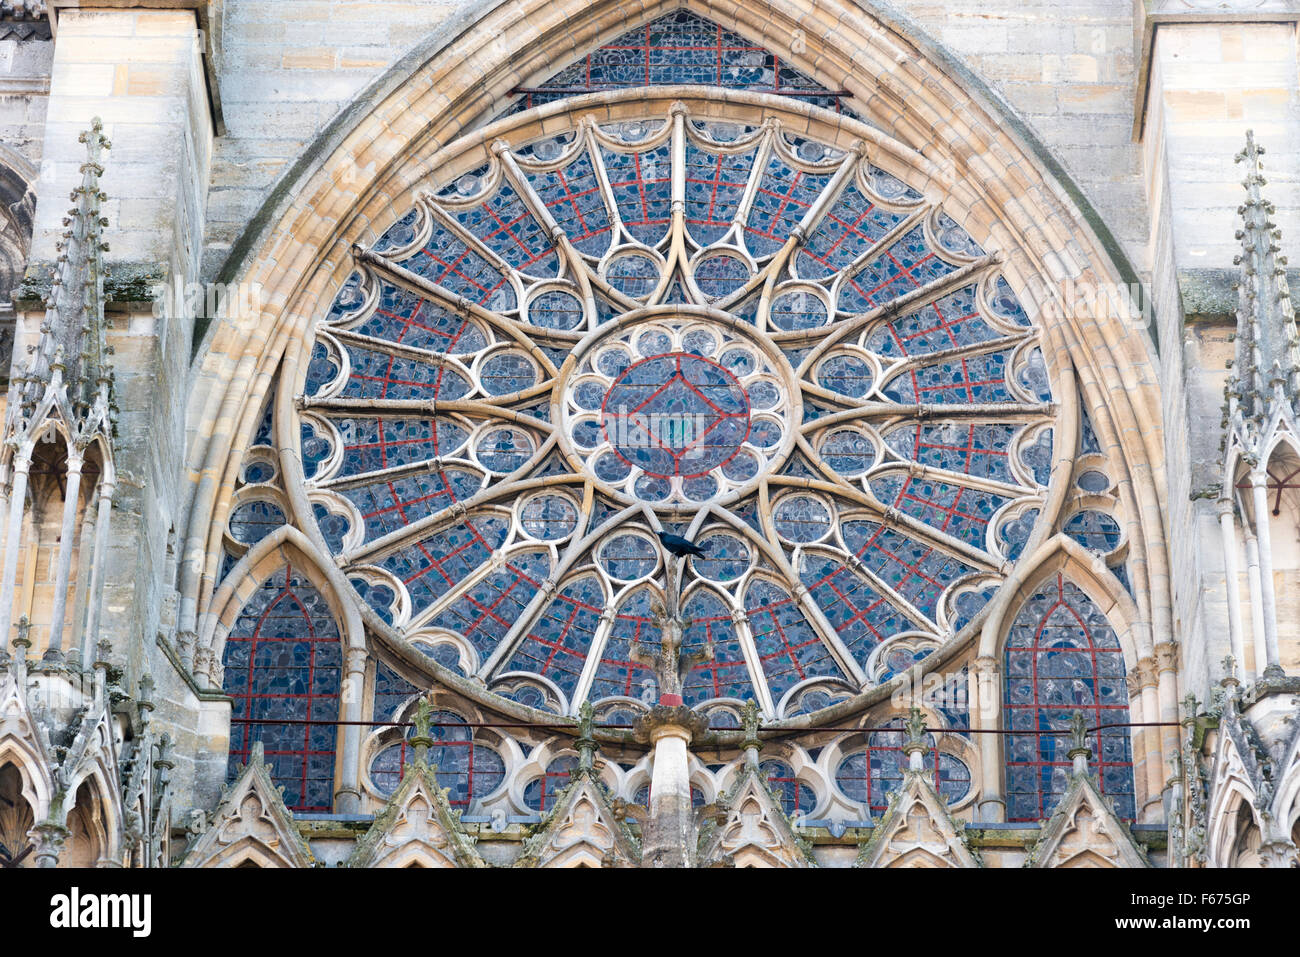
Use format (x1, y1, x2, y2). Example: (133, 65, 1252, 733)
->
(902, 707, 928, 771)
(12, 615, 31, 651)
(740, 699, 762, 764)
(1067, 709, 1091, 777)
(575, 700, 597, 771)
(1220, 654, 1239, 688)
(408, 695, 435, 767)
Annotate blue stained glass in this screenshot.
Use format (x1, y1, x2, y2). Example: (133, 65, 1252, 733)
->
(253, 399, 274, 448)
(816, 353, 873, 397)
(529, 289, 585, 330)
(885, 422, 1017, 483)
(505, 576, 605, 698)
(950, 587, 996, 633)
(684, 141, 757, 245)
(997, 508, 1039, 562)
(1017, 347, 1053, 401)
(430, 548, 552, 660)
(306, 340, 341, 396)
(230, 500, 285, 545)
(510, 12, 852, 113)
(834, 720, 963, 813)
(332, 417, 468, 477)
(761, 760, 817, 816)
(371, 661, 419, 722)
(694, 253, 750, 300)
(933, 211, 984, 258)
(353, 281, 490, 353)
(350, 578, 398, 624)
(456, 183, 559, 277)
(691, 532, 750, 583)
(798, 554, 908, 667)
(1080, 409, 1103, 455)
(743, 579, 844, 701)
(339, 468, 482, 543)
(864, 285, 1001, 359)
(526, 151, 613, 257)
(838, 226, 958, 314)
(869, 473, 1007, 549)
(480, 351, 537, 396)
(989, 275, 1030, 326)
(1020, 429, 1054, 486)
(590, 588, 661, 702)
(683, 589, 755, 705)
(601, 144, 673, 247)
(797, 180, 902, 279)
(883, 349, 1014, 404)
(1064, 510, 1122, 555)
(841, 520, 974, 622)
(820, 429, 875, 475)
(373, 208, 421, 254)
(770, 288, 828, 331)
(311, 503, 351, 554)
(1003, 574, 1135, 821)
(524, 754, 578, 811)
(600, 533, 658, 580)
(300, 421, 333, 479)
(402, 219, 516, 311)
(323, 270, 369, 322)
(378, 514, 511, 616)
(223, 565, 341, 812)
(339, 343, 471, 401)
(745, 157, 833, 258)
(370, 712, 506, 806)
(242, 459, 276, 485)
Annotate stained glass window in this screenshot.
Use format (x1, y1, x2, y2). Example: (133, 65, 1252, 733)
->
(834, 720, 971, 813)
(367, 710, 506, 806)
(291, 94, 1057, 726)
(222, 565, 342, 812)
(1003, 574, 1136, 821)
(510, 11, 852, 114)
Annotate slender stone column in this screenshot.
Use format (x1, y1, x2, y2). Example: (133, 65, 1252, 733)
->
(0, 452, 32, 645)
(972, 655, 1005, 823)
(1249, 474, 1282, 675)
(1216, 500, 1248, 678)
(80, 477, 114, 659)
(335, 646, 367, 814)
(634, 704, 708, 868)
(45, 449, 85, 658)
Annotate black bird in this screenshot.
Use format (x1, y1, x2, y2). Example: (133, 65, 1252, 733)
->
(657, 531, 707, 559)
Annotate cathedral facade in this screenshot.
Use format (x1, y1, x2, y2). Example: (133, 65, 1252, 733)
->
(0, 0, 1296, 868)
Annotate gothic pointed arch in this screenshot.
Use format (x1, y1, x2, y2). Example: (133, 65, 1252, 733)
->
(173, 0, 1173, 853)
(855, 766, 981, 868)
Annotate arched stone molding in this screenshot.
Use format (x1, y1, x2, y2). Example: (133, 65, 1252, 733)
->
(197, 522, 364, 686)
(975, 535, 1166, 823)
(0, 671, 55, 823)
(178, 0, 1169, 743)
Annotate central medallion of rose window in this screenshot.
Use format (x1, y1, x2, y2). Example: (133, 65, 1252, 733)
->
(559, 308, 796, 508)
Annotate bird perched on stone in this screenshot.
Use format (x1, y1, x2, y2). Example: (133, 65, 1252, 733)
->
(656, 531, 707, 558)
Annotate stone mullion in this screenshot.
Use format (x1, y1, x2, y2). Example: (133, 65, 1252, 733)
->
(790, 254, 998, 366)
(797, 401, 1054, 428)
(763, 474, 999, 573)
(338, 467, 575, 569)
(353, 246, 560, 378)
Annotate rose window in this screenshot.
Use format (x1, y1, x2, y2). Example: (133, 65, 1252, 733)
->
(291, 95, 1057, 720)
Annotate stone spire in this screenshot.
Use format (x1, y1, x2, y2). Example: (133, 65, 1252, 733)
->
(1223, 130, 1300, 459)
(7, 116, 116, 441)
(0, 119, 118, 656)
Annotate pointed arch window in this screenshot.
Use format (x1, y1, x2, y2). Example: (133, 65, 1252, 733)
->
(1002, 574, 1136, 821)
(222, 565, 342, 812)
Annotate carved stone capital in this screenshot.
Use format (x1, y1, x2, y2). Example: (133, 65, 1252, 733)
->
(632, 704, 709, 745)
